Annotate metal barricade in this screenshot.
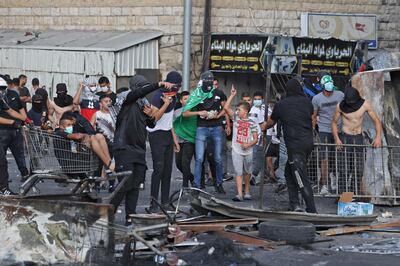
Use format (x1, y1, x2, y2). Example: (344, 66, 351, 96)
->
(309, 143, 400, 202)
(24, 127, 99, 177)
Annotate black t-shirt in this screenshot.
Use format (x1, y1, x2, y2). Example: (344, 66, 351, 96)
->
(196, 89, 227, 127)
(27, 109, 43, 127)
(270, 95, 314, 151)
(0, 89, 24, 129)
(19, 86, 31, 110)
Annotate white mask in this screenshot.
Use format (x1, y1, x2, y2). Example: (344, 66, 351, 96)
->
(100, 86, 109, 92)
(89, 86, 97, 92)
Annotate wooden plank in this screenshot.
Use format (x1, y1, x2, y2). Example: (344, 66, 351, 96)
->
(215, 231, 277, 251)
(318, 220, 400, 236)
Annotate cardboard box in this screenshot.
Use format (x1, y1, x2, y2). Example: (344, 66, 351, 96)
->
(337, 202, 374, 216)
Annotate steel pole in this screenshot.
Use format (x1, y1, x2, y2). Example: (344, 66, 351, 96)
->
(182, 0, 192, 91)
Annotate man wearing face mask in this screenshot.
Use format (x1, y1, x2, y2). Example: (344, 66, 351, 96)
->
(249, 91, 265, 185)
(48, 83, 74, 126)
(182, 71, 227, 194)
(73, 76, 100, 122)
(312, 75, 344, 195)
(28, 94, 48, 127)
(97, 76, 117, 104)
(0, 76, 29, 195)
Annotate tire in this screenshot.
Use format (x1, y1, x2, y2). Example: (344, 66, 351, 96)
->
(259, 220, 316, 244)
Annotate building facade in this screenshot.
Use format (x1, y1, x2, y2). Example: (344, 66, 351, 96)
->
(0, 0, 399, 91)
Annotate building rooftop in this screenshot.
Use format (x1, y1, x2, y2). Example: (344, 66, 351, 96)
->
(0, 30, 163, 52)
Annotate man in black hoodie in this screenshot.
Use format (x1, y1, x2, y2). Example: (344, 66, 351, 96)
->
(265, 79, 317, 213)
(111, 75, 174, 224)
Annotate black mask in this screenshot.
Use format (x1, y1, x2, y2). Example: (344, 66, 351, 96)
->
(33, 102, 43, 112)
(339, 86, 365, 113)
(201, 80, 213, 93)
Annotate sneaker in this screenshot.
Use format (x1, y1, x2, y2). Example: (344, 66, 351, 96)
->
(250, 176, 256, 186)
(223, 173, 234, 182)
(108, 185, 115, 193)
(215, 184, 226, 194)
(0, 187, 17, 196)
(125, 218, 132, 226)
(205, 178, 214, 187)
(320, 185, 330, 195)
(145, 204, 160, 214)
(275, 183, 287, 194)
(244, 193, 252, 200)
(139, 183, 145, 190)
(232, 195, 243, 202)
(290, 205, 305, 212)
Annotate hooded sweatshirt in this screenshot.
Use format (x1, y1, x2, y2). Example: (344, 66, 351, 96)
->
(113, 75, 160, 165)
(270, 79, 314, 151)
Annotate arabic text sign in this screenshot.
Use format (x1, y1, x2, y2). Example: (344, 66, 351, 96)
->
(301, 13, 377, 49)
(292, 37, 356, 76)
(209, 34, 267, 73)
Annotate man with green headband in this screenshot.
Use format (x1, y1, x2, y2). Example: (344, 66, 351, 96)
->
(312, 74, 344, 195)
(177, 71, 227, 193)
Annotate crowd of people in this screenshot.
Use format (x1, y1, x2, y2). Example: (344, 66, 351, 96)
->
(0, 69, 383, 224)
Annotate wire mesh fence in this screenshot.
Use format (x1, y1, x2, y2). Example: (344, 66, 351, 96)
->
(24, 128, 100, 176)
(309, 143, 400, 199)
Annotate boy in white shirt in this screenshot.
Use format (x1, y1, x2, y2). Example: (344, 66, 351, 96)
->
(224, 86, 258, 201)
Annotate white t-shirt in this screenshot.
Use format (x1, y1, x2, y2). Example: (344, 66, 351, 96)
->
(232, 115, 259, 156)
(249, 104, 265, 145)
(147, 109, 174, 132)
(266, 106, 280, 144)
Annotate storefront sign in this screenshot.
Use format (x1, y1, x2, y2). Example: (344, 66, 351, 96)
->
(209, 34, 267, 73)
(292, 37, 357, 76)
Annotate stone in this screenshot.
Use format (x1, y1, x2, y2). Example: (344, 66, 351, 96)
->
(144, 16, 158, 26)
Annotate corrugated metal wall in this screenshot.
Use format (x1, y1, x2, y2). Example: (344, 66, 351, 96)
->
(115, 39, 159, 76)
(0, 39, 159, 97)
(0, 48, 116, 97)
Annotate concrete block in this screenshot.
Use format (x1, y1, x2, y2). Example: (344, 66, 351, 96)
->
(107, 16, 117, 25)
(172, 6, 183, 16)
(99, 7, 111, 16)
(152, 7, 164, 15)
(163, 7, 172, 15)
(144, 16, 158, 26)
(121, 8, 133, 16)
(59, 7, 70, 16)
(127, 16, 136, 25)
(111, 7, 122, 16)
(0, 8, 8, 16)
(50, 8, 60, 16)
(78, 7, 91, 16)
(9, 7, 31, 16)
(117, 16, 128, 25)
(62, 17, 72, 25)
(69, 7, 79, 16)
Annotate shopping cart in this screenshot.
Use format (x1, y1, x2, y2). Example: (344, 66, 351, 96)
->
(19, 127, 131, 196)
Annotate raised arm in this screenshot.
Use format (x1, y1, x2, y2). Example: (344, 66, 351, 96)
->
(365, 101, 382, 148)
(223, 84, 237, 118)
(124, 81, 174, 105)
(73, 82, 84, 106)
(331, 104, 342, 146)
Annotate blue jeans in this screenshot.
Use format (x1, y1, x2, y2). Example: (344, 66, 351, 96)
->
(194, 126, 223, 187)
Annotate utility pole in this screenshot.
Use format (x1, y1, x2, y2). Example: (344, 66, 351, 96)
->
(182, 0, 192, 91)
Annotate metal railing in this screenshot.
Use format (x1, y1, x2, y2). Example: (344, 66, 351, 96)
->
(308, 143, 400, 204)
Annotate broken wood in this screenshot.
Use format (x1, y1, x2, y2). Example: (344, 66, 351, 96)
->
(214, 230, 277, 251)
(318, 220, 400, 236)
(176, 218, 258, 233)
